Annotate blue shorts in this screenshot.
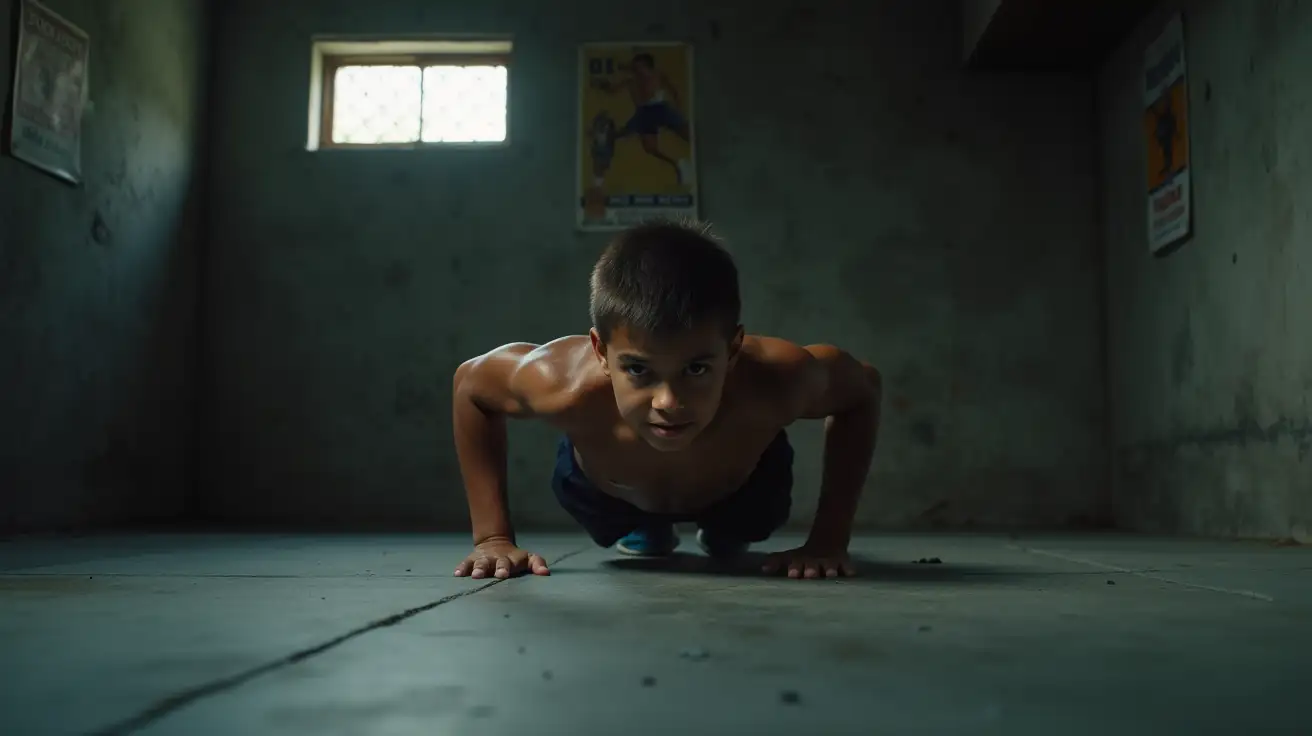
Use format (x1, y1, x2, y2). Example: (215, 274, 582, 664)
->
(551, 432, 794, 548)
(621, 102, 687, 137)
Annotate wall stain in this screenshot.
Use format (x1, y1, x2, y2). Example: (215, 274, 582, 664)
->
(83, 433, 155, 495)
(394, 375, 439, 420)
(91, 211, 113, 246)
(773, 4, 818, 40)
(1121, 416, 1312, 452)
(910, 420, 937, 447)
(1233, 379, 1258, 430)
(0, 227, 43, 317)
(384, 260, 412, 291)
(1170, 311, 1194, 387)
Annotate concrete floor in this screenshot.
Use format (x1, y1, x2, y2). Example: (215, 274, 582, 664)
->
(1, 532, 1308, 735)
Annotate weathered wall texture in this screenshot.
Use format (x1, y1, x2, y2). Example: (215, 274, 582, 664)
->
(0, 0, 209, 532)
(1098, 1, 1311, 540)
(203, 0, 1106, 532)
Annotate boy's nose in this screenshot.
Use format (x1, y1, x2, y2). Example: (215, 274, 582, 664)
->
(651, 385, 681, 412)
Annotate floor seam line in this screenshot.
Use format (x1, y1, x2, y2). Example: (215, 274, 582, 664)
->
(84, 546, 590, 736)
(1011, 545, 1276, 602)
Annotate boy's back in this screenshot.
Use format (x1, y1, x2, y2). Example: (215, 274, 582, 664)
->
(451, 221, 882, 581)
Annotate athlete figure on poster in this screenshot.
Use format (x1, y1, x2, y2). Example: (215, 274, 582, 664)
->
(590, 53, 693, 186)
(578, 43, 696, 229)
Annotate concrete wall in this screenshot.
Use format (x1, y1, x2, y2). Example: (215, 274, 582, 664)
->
(1098, 1, 1311, 540)
(203, 0, 1106, 532)
(0, 0, 210, 532)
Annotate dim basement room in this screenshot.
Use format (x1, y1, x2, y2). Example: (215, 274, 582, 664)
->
(2, 0, 1309, 734)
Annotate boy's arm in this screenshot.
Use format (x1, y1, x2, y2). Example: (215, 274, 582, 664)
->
(794, 344, 883, 550)
(451, 344, 553, 546)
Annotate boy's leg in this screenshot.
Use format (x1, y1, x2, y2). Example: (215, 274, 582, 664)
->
(550, 436, 680, 555)
(694, 431, 794, 558)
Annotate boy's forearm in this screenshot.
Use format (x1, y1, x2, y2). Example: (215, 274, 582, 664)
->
(452, 388, 516, 545)
(808, 394, 881, 548)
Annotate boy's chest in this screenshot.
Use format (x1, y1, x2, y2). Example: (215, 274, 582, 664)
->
(566, 421, 785, 514)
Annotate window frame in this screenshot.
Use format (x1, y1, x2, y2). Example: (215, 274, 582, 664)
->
(310, 41, 512, 151)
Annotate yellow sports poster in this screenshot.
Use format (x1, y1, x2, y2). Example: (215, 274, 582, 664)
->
(1143, 13, 1190, 254)
(577, 42, 696, 230)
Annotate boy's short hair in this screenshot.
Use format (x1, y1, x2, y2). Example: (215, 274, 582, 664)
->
(589, 219, 741, 342)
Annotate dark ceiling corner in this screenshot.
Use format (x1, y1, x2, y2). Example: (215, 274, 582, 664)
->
(965, 0, 1156, 72)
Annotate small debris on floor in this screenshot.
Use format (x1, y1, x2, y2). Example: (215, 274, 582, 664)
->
(680, 647, 710, 661)
(779, 689, 801, 704)
(914, 557, 943, 564)
(641, 676, 657, 687)
(917, 625, 933, 633)
(1106, 579, 1116, 585)
(504, 613, 511, 618)
(542, 670, 553, 680)
(469, 705, 496, 718)
(517, 646, 526, 654)
(405, 568, 412, 572)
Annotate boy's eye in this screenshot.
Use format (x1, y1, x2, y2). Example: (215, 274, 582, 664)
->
(623, 364, 648, 377)
(686, 363, 710, 377)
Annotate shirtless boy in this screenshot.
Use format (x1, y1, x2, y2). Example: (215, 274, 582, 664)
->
(451, 221, 882, 581)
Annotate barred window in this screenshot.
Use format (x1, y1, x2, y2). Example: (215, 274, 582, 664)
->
(308, 39, 511, 149)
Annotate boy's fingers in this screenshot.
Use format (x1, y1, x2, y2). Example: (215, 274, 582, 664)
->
(453, 560, 473, 577)
(494, 557, 514, 579)
(529, 554, 551, 575)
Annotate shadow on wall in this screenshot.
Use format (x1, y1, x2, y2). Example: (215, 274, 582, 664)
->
(0, 0, 210, 534)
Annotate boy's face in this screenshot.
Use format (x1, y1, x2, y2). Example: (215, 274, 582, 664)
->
(591, 321, 744, 452)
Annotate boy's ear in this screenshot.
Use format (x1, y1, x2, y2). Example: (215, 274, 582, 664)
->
(725, 325, 745, 369)
(589, 328, 611, 376)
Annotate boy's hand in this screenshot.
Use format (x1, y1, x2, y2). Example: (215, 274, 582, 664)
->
(454, 539, 550, 579)
(762, 543, 856, 580)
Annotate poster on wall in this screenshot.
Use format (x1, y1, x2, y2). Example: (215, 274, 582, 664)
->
(577, 42, 697, 231)
(1143, 13, 1190, 254)
(7, 0, 90, 185)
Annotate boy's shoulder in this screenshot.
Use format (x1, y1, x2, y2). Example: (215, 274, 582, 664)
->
(496, 336, 611, 415)
(732, 335, 827, 413)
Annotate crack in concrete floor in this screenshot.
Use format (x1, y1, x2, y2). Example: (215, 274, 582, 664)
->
(86, 547, 590, 736)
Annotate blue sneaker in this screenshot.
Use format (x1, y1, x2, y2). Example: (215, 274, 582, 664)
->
(695, 528, 750, 559)
(615, 525, 680, 556)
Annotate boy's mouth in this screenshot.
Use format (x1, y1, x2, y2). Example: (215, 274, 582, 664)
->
(648, 421, 694, 439)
